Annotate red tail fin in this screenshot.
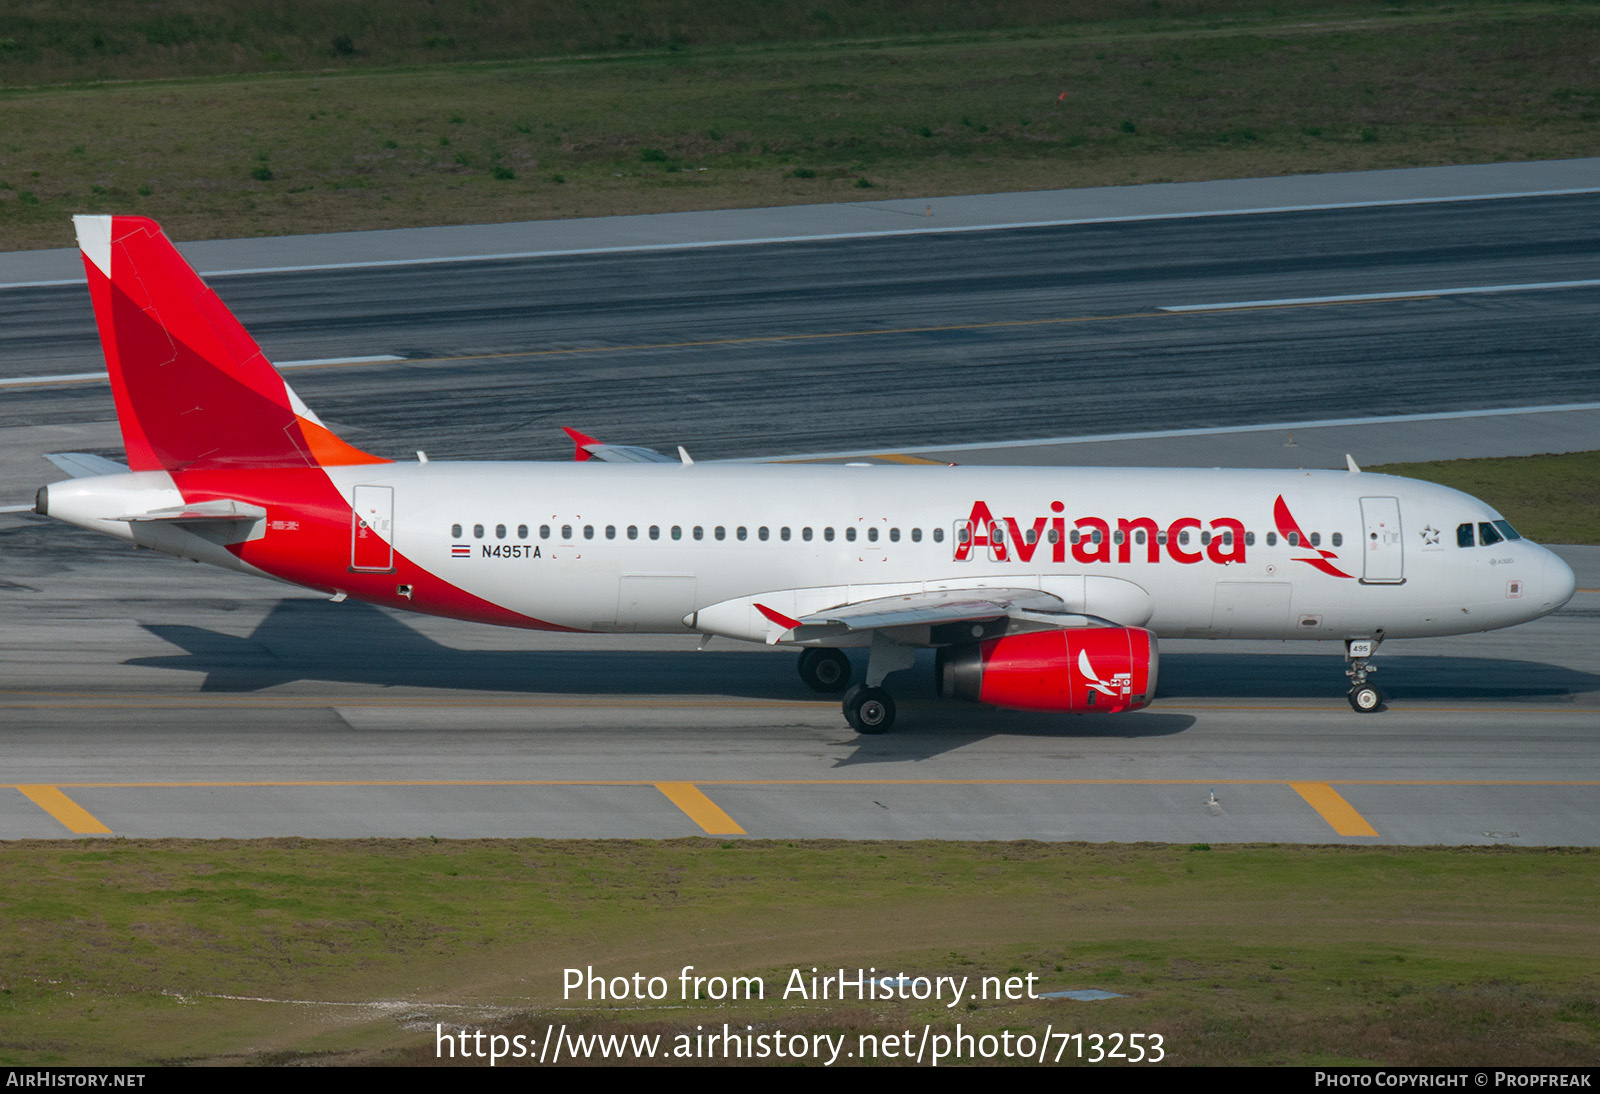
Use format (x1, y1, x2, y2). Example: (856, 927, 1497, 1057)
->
(75, 215, 388, 473)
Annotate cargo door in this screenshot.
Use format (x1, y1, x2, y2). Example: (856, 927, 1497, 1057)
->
(350, 484, 394, 572)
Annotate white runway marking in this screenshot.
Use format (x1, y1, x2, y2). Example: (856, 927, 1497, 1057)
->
(758, 402, 1600, 462)
(1162, 278, 1600, 312)
(3, 183, 1596, 288)
(0, 355, 405, 388)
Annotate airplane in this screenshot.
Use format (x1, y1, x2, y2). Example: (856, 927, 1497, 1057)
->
(34, 215, 1578, 732)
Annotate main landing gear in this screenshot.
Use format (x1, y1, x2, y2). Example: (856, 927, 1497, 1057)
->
(797, 647, 852, 693)
(797, 636, 914, 734)
(1345, 635, 1385, 713)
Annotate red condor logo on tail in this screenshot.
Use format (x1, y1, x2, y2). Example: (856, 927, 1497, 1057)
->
(954, 500, 1246, 566)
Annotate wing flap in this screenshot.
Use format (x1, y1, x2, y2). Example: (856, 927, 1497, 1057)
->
(798, 587, 1067, 630)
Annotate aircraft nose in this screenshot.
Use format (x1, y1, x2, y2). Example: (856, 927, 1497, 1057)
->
(1541, 549, 1577, 611)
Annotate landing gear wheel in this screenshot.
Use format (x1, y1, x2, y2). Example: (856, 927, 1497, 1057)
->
(798, 648, 852, 693)
(1348, 684, 1384, 713)
(842, 685, 896, 734)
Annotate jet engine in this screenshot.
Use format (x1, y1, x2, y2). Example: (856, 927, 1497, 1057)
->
(937, 626, 1158, 713)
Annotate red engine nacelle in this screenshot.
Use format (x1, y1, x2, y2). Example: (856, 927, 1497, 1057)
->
(937, 627, 1158, 713)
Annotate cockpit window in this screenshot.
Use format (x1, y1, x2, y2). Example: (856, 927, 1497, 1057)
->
(1457, 523, 1474, 548)
(1478, 522, 1503, 547)
(1493, 520, 1522, 541)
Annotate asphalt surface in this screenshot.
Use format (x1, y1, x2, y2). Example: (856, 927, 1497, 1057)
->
(2, 165, 1597, 842)
(4, 190, 1600, 466)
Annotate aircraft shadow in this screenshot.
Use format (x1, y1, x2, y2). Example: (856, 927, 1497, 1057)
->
(125, 600, 1595, 765)
(1158, 651, 1600, 702)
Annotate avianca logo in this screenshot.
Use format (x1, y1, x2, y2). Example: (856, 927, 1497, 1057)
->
(1079, 650, 1131, 699)
(954, 497, 1354, 578)
(955, 500, 1245, 566)
(1272, 494, 1354, 579)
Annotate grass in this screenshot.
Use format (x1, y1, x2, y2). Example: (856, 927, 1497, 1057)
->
(1, 1, 1597, 249)
(1370, 450, 1600, 545)
(0, 839, 1596, 1065)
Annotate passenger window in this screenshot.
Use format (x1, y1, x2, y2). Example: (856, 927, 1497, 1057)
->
(1286, 532, 1298, 547)
(540, 524, 551, 539)
(627, 525, 638, 540)
(715, 527, 725, 541)
(496, 524, 507, 539)
(451, 523, 462, 538)
(846, 527, 857, 542)
(694, 526, 704, 540)
(825, 527, 835, 541)
(1478, 522, 1503, 547)
(737, 526, 748, 541)
(1069, 530, 1081, 545)
(1244, 531, 1255, 546)
(1158, 531, 1168, 545)
(671, 526, 682, 540)
(474, 524, 485, 539)
(605, 525, 616, 540)
(758, 526, 769, 541)
(1331, 532, 1341, 547)
(1310, 532, 1320, 547)
(802, 527, 813, 541)
(933, 527, 944, 543)
(1222, 530, 1233, 546)
(1113, 530, 1125, 545)
(1047, 529, 1060, 544)
(781, 527, 791, 541)
(584, 525, 594, 539)
(518, 524, 528, 539)
(1200, 531, 1211, 547)
(890, 528, 900, 542)
(562, 524, 573, 540)
(1266, 532, 1277, 546)
(910, 528, 921, 542)
(649, 525, 659, 540)
(1179, 530, 1190, 546)
(1135, 530, 1146, 545)
(867, 527, 878, 542)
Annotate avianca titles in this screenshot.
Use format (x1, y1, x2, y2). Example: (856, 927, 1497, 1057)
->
(36, 215, 1577, 732)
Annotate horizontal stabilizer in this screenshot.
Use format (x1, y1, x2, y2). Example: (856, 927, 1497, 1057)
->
(116, 499, 267, 524)
(45, 452, 131, 479)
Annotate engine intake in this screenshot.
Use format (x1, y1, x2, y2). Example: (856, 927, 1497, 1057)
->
(937, 626, 1158, 713)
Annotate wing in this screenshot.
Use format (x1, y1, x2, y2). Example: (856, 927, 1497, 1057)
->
(561, 426, 681, 464)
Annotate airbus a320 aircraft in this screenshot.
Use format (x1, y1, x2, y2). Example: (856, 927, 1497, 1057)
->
(37, 216, 1577, 731)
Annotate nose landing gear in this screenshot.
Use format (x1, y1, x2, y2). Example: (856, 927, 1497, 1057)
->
(1345, 635, 1385, 713)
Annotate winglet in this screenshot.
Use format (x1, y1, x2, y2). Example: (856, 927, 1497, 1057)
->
(1345, 454, 1361, 473)
(562, 426, 600, 462)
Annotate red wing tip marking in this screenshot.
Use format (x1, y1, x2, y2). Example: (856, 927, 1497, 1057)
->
(561, 426, 600, 462)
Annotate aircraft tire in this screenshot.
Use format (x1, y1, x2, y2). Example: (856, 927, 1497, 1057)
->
(1347, 684, 1384, 713)
(843, 685, 896, 734)
(798, 648, 852, 693)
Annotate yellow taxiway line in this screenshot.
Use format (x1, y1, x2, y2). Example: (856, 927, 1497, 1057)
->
(654, 782, 746, 836)
(15, 785, 112, 835)
(11, 777, 1594, 839)
(1289, 782, 1379, 837)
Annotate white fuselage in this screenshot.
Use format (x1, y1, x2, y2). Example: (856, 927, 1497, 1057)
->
(298, 461, 1571, 643)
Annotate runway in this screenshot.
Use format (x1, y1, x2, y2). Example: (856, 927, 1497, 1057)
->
(2, 165, 1597, 842)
